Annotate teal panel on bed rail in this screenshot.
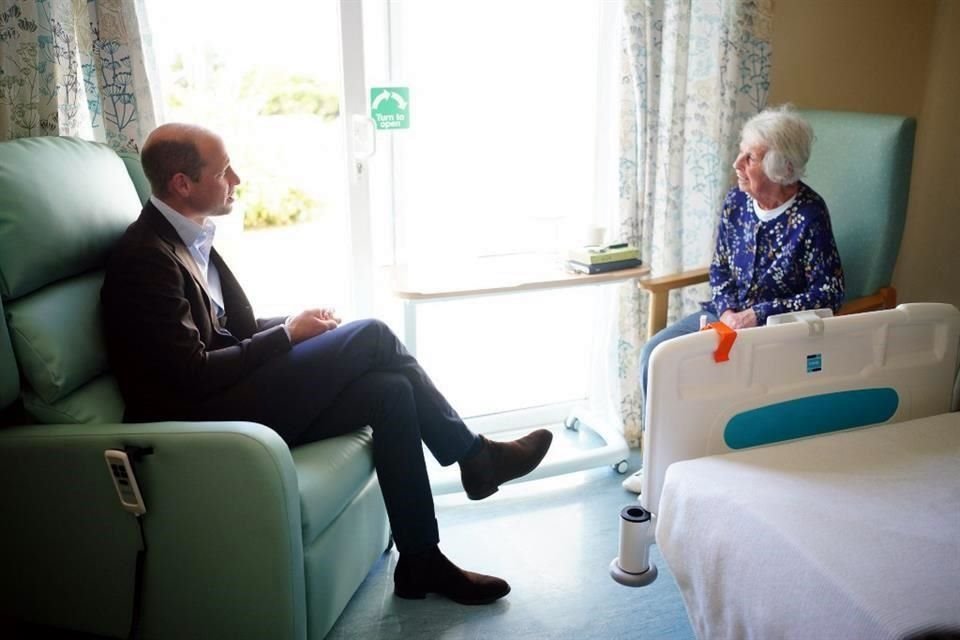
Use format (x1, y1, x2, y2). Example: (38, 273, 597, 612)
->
(724, 388, 899, 449)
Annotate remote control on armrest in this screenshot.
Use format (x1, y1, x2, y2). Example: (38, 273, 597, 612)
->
(104, 449, 147, 516)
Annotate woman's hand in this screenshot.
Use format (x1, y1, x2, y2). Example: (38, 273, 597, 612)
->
(720, 308, 758, 329)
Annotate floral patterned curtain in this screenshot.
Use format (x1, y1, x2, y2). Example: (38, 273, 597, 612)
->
(615, 0, 772, 446)
(0, 0, 156, 152)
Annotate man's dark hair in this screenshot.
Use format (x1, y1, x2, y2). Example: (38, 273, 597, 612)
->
(141, 139, 205, 196)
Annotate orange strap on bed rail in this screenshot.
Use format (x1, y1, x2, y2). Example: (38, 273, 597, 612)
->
(702, 321, 737, 363)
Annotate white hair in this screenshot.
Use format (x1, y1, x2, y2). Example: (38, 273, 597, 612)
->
(740, 105, 814, 185)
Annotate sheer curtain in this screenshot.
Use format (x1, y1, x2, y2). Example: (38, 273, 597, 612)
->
(0, 0, 157, 151)
(611, 0, 773, 446)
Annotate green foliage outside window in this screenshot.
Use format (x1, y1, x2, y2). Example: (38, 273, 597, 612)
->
(168, 55, 340, 121)
(237, 182, 323, 229)
(240, 70, 340, 120)
(164, 54, 339, 229)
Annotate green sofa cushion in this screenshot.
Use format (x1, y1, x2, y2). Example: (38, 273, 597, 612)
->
(0, 297, 18, 408)
(292, 428, 377, 544)
(6, 271, 107, 404)
(0, 136, 140, 301)
(117, 151, 152, 205)
(23, 375, 124, 424)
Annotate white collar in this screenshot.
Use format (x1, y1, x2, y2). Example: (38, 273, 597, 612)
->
(751, 193, 797, 223)
(150, 195, 217, 251)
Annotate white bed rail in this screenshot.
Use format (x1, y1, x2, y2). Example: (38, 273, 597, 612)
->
(641, 303, 960, 514)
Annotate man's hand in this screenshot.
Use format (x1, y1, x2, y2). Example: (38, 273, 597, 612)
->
(286, 308, 342, 344)
(316, 307, 342, 324)
(719, 308, 758, 329)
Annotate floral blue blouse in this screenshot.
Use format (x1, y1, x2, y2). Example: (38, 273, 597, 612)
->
(703, 182, 845, 325)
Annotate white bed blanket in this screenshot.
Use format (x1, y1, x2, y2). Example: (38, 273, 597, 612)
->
(656, 413, 960, 640)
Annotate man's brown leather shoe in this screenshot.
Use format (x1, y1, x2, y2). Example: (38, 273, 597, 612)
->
(459, 429, 554, 500)
(394, 546, 510, 605)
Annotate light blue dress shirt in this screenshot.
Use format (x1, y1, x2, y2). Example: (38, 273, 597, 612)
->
(150, 195, 226, 318)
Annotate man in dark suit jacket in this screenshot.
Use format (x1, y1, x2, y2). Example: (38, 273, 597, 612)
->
(101, 123, 553, 605)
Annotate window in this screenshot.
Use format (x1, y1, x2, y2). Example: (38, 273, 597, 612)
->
(366, 1, 620, 426)
(381, 0, 605, 262)
(145, 0, 621, 432)
(145, 0, 355, 318)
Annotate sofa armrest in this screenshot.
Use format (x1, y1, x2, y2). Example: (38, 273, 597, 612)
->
(0, 421, 306, 640)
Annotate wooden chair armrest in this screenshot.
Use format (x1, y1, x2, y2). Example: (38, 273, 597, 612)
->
(637, 267, 710, 339)
(638, 266, 896, 340)
(838, 287, 897, 315)
(637, 267, 710, 293)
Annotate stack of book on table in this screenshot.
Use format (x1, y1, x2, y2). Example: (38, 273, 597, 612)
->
(566, 244, 642, 274)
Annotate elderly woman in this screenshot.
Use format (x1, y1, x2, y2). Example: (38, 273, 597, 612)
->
(640, 105, 845, 396)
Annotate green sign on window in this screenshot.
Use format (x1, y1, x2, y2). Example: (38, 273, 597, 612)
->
(370, 87, 410, 130)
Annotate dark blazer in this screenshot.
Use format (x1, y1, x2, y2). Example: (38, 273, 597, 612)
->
(101, 202, 291, 423)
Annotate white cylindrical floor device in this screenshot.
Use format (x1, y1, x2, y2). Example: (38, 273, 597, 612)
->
(610, 505, 658, 587)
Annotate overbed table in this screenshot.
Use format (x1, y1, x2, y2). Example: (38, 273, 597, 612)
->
(387, 253, 649, 492)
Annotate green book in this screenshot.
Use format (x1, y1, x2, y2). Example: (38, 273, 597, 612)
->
(566, 258, 642, 274)
(567, 244, 639, 265)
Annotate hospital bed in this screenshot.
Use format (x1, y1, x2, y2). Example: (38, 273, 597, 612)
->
(640, 303, 960, 639)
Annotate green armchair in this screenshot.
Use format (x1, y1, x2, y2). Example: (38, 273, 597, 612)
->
(0, 136, 390, 639)
(638, 110, 917, 338)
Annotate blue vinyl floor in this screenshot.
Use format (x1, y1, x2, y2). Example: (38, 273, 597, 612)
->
(328, 457, 695, 640)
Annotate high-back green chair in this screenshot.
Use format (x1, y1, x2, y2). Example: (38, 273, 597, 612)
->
(638, 110, 917, 337)
(0, 136, 390, 639)
(802, 110, 915, 313)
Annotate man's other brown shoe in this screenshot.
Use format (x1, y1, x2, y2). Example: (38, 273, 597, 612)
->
(459, 429, 553, 500)
(394, 546, 510, 605)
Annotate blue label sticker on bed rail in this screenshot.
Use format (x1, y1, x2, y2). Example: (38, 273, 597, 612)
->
(723, 388, 899, 449)
(806, 353, 822, 373)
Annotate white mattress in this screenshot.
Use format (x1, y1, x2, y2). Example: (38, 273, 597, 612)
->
(656, 412, 960, 640)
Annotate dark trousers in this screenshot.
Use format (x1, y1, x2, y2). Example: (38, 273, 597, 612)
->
(192, 318, 478, 553)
